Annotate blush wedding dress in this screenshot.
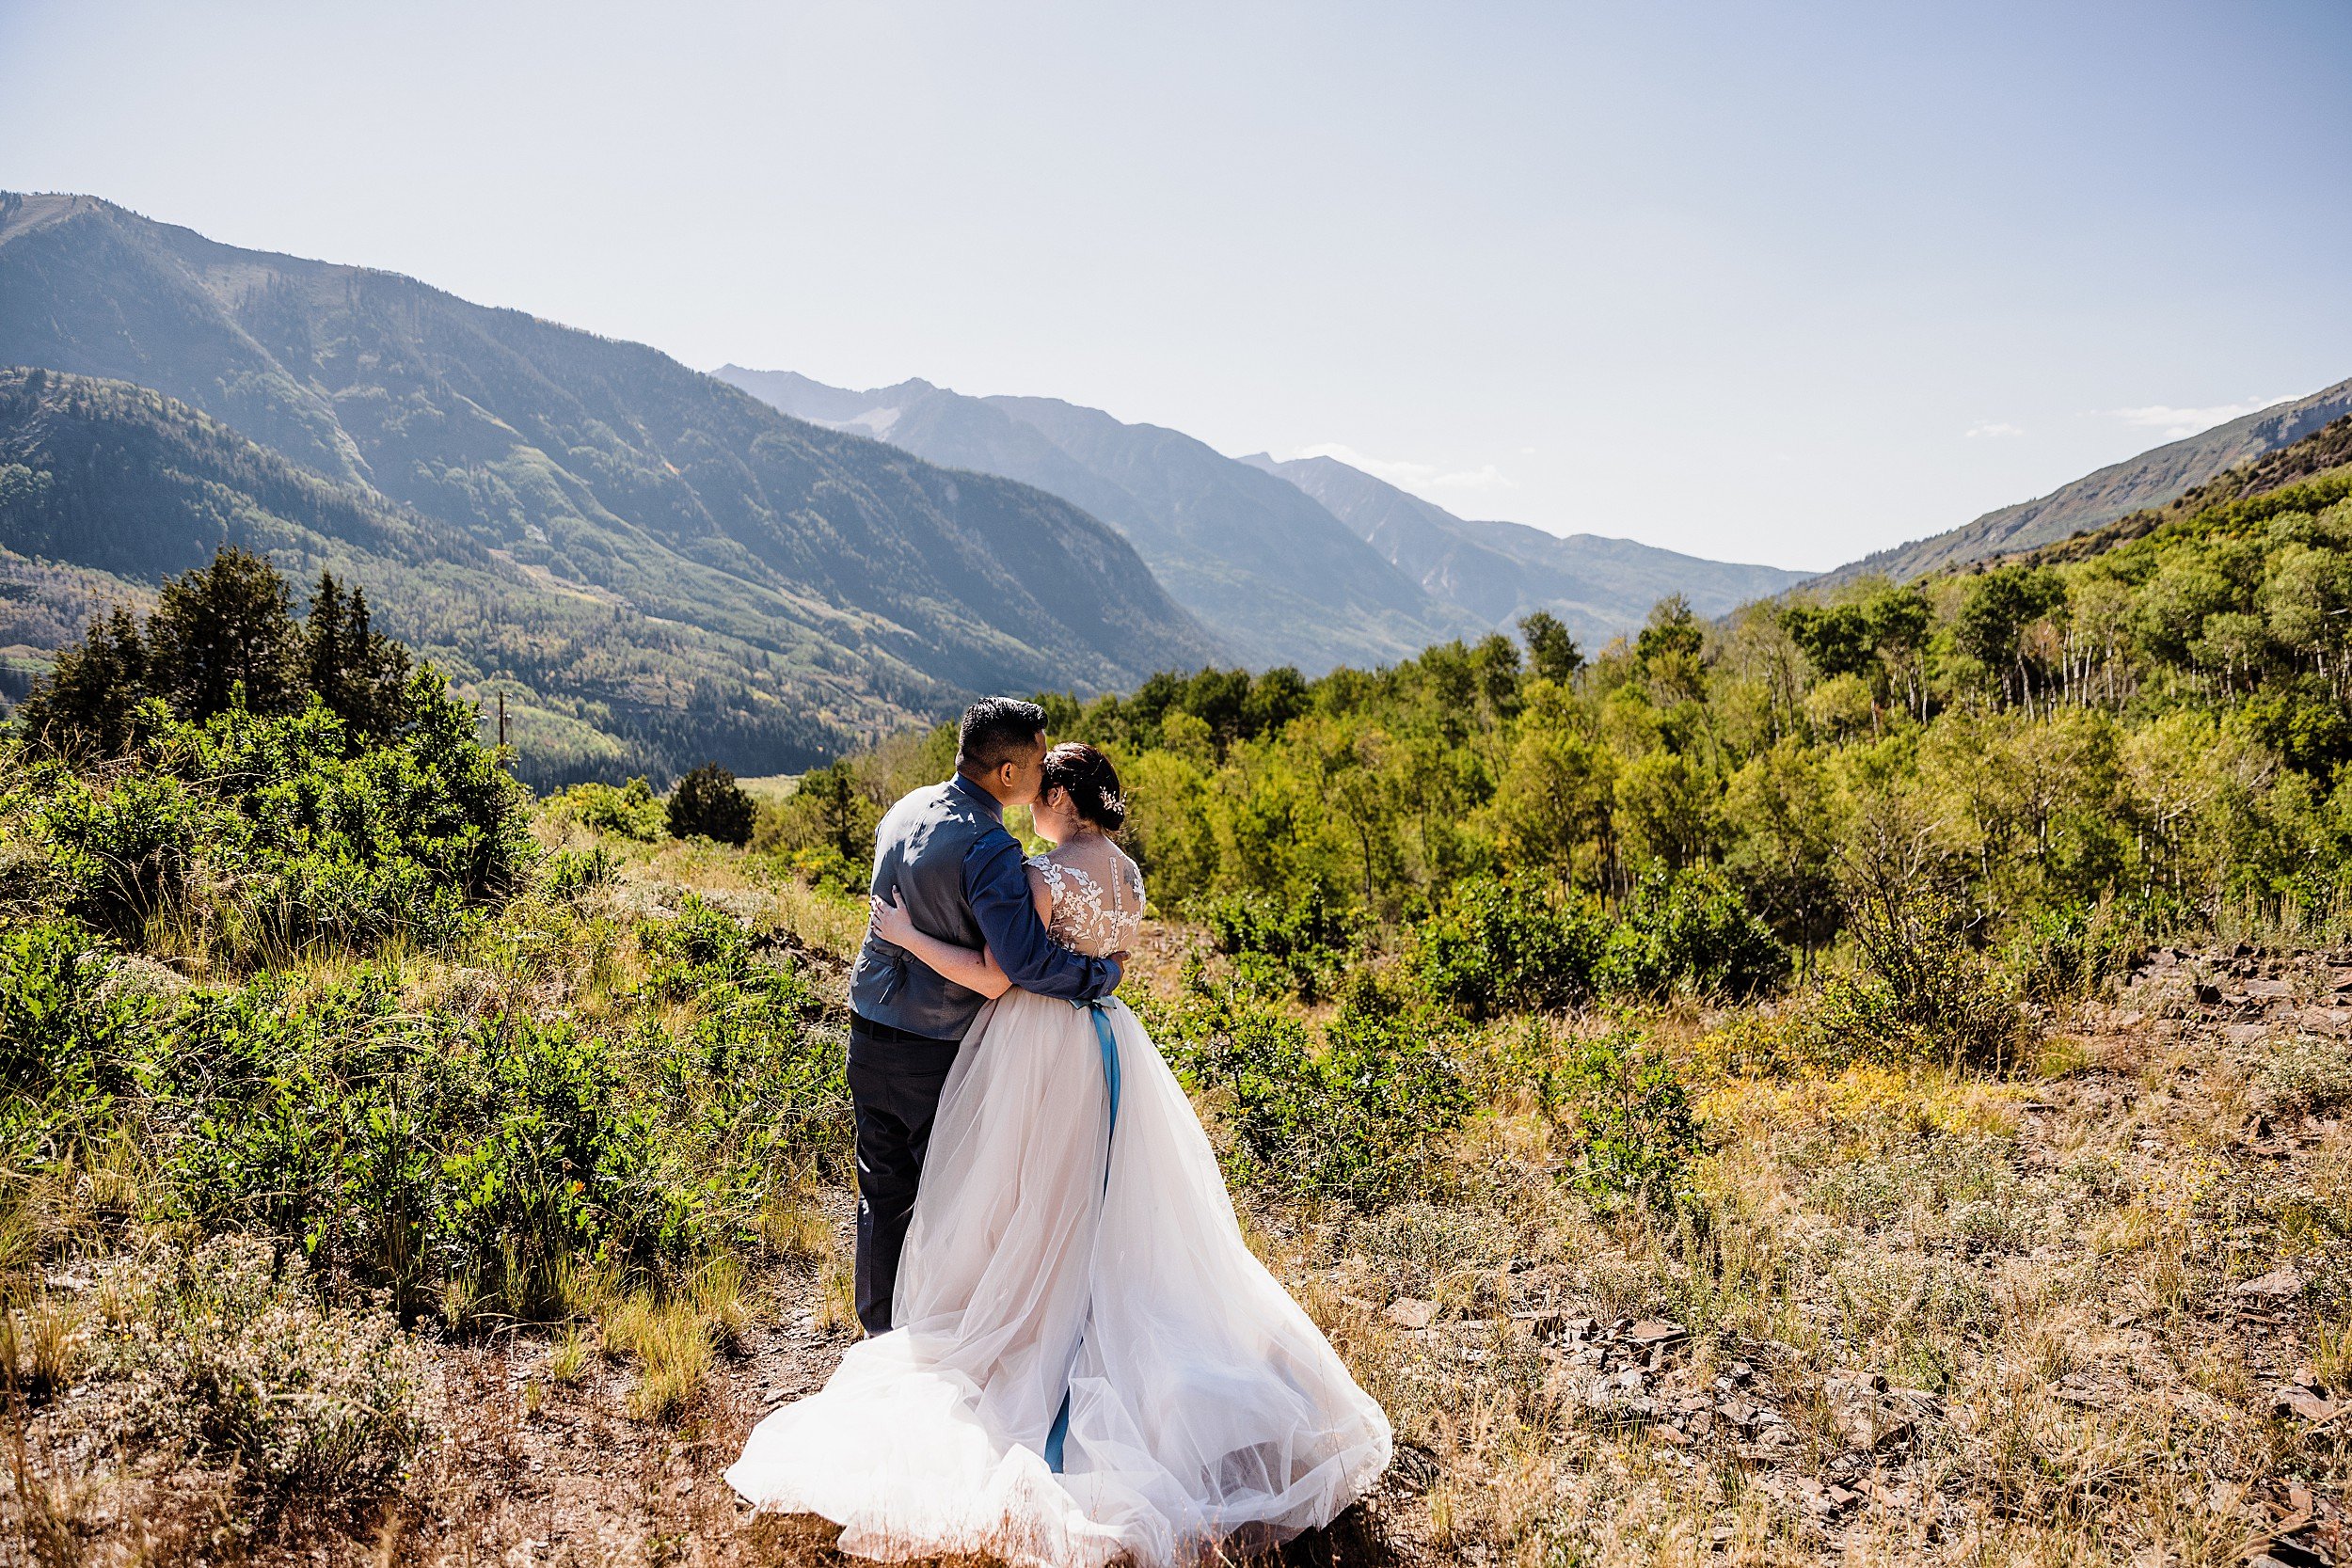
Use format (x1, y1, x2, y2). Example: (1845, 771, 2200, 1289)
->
(726, 832, 1391, 1566)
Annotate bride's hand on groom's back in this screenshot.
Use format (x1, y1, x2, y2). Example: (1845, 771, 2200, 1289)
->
(870, 887, 916, 946)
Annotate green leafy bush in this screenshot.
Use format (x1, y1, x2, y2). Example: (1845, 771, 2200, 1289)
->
(553, 776, 667, 841)
(2002, 901, 2142, 1002)
(1154, 974, 1470, 1206)
(1202, 887, 1359, 1001)
(430, 1015, 670, 1314)
(1551, 1029, 1701, 1210)
(1598, 865, 1791, 1001)
(777, 843, 868, 899)
(666, 762, 755, 846)
(627, 891, 848, 1204)
(1415, 877, 1609, 1020)
(0, 921, 151, 1151)
(92, 1234, 424, 1499)
(546, 843, 617, 899)
(1798, 882, 2025, 1070)
(8, 672, 530, 957)
(155, 965, 701, 1318)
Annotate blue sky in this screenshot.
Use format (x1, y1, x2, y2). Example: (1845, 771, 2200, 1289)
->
(4, 1, 2348, 569)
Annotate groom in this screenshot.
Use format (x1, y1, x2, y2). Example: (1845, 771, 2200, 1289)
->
(845, 697, 1124, 1336)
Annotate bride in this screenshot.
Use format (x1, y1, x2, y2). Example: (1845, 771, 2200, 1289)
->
(726, 742, 1391, 1566)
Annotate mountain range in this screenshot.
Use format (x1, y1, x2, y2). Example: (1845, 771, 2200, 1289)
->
(6, 189, 2340, 784)
(0, 192, 1218, 782)
(1240, 452, 1807, 645)
(712, 368, 1485, 670)
(716, 366, 1810, 660)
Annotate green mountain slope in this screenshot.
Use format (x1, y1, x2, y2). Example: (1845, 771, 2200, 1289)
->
(0, 193, 1221, 781)
(1242, 451, 1807, 645)
(1999, 411, 2352, 572)
(0, 369, 844, 784)
(715, 367, 1479, 671)
(1812, 377, 2352, 588)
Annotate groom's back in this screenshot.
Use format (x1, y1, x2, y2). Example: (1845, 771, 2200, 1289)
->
(850, 781, 1001, 1039)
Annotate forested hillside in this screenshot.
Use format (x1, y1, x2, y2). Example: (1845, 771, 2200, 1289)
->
(1814, 375, 2352, 587)
(0, 368, 854, 785)
(0, 193, 1220, 782)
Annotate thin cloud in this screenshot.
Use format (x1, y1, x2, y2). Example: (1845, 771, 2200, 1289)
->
(1295, 442, 1515, 496)
(1964, 421, 2025, 439)
(2105, 396, 2289, 440)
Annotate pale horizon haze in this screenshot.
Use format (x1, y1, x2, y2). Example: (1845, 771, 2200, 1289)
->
(4, 1, 2349, 571)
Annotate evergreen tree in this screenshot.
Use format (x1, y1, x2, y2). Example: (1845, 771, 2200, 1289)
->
(145, 546, 304, 720)
(1518, 610, 1584, 684)
(17, 548, 424, 759)
(667, 763, 755, 846)
(304, 572, 413, 741)
(15, 606, 150, 756)
(798, 759, 874, 861)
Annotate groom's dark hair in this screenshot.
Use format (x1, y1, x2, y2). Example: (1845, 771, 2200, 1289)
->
(956, 697, 1048, 776)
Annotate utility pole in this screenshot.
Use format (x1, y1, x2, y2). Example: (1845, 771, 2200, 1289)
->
(497, 689, 508, 752)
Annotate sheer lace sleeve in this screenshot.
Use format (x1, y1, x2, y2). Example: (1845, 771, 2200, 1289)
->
(1027, 835, 1145, 958)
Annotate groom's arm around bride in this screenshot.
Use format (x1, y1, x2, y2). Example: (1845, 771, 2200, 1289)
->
(841, 698, 1121, 1335)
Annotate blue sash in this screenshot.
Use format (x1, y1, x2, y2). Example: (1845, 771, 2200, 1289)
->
(1043, 998, 1120, 1473)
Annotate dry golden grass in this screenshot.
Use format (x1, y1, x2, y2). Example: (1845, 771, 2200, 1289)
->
(759, 1187, 835, 1261)
(1299, 979, 2352, 1566)
(546, 1323, 592, 1386)
(601, 1291, 717, 1422)
(815, 1249, 860, 1334)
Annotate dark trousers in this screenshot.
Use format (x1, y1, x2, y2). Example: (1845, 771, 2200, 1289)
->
(847, 1015, 961, 1336)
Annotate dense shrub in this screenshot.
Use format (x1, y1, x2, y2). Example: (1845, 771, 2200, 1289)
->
(630, 895, 847, 1166)
(774, 843, 868, 898)
(1202, 887, 1359, 1001)
(555, 776, 667, 841)
(1415, 877, 1609, 1020)
(2002, 901, 2143, 1002)
(1599, 865, 1791, 1001)
(1153, 974, 1470, 1205)
(1550, 1029, 1701, 1209)
(667, 762, 755, 846)
(429, 1015, 670, 1314)
(142, 913, 842, 1321)
(92, 1234, 424, 1499)
(6, 672, 531, 956)
(0, 921, 151, 1149)
(545, 843, 617, 899)
(1798, 881, 2025, 1070)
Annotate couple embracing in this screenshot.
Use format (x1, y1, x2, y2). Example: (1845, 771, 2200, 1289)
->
(727, 699, 1391, 1566)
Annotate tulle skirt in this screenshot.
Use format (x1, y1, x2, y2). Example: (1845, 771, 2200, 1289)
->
(725, 990, 1391, 1566)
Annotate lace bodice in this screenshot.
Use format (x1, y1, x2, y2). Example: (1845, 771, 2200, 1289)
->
(1028, 833, 1145, 958)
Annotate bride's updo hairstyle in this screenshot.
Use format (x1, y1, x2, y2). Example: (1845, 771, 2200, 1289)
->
(1041, 742, 1127, 832)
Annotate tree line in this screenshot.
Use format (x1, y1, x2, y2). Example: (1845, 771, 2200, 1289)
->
(766, 480, 2352, 970)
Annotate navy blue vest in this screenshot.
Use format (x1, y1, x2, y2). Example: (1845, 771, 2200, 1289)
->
(849, 777, 1007, 1039)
